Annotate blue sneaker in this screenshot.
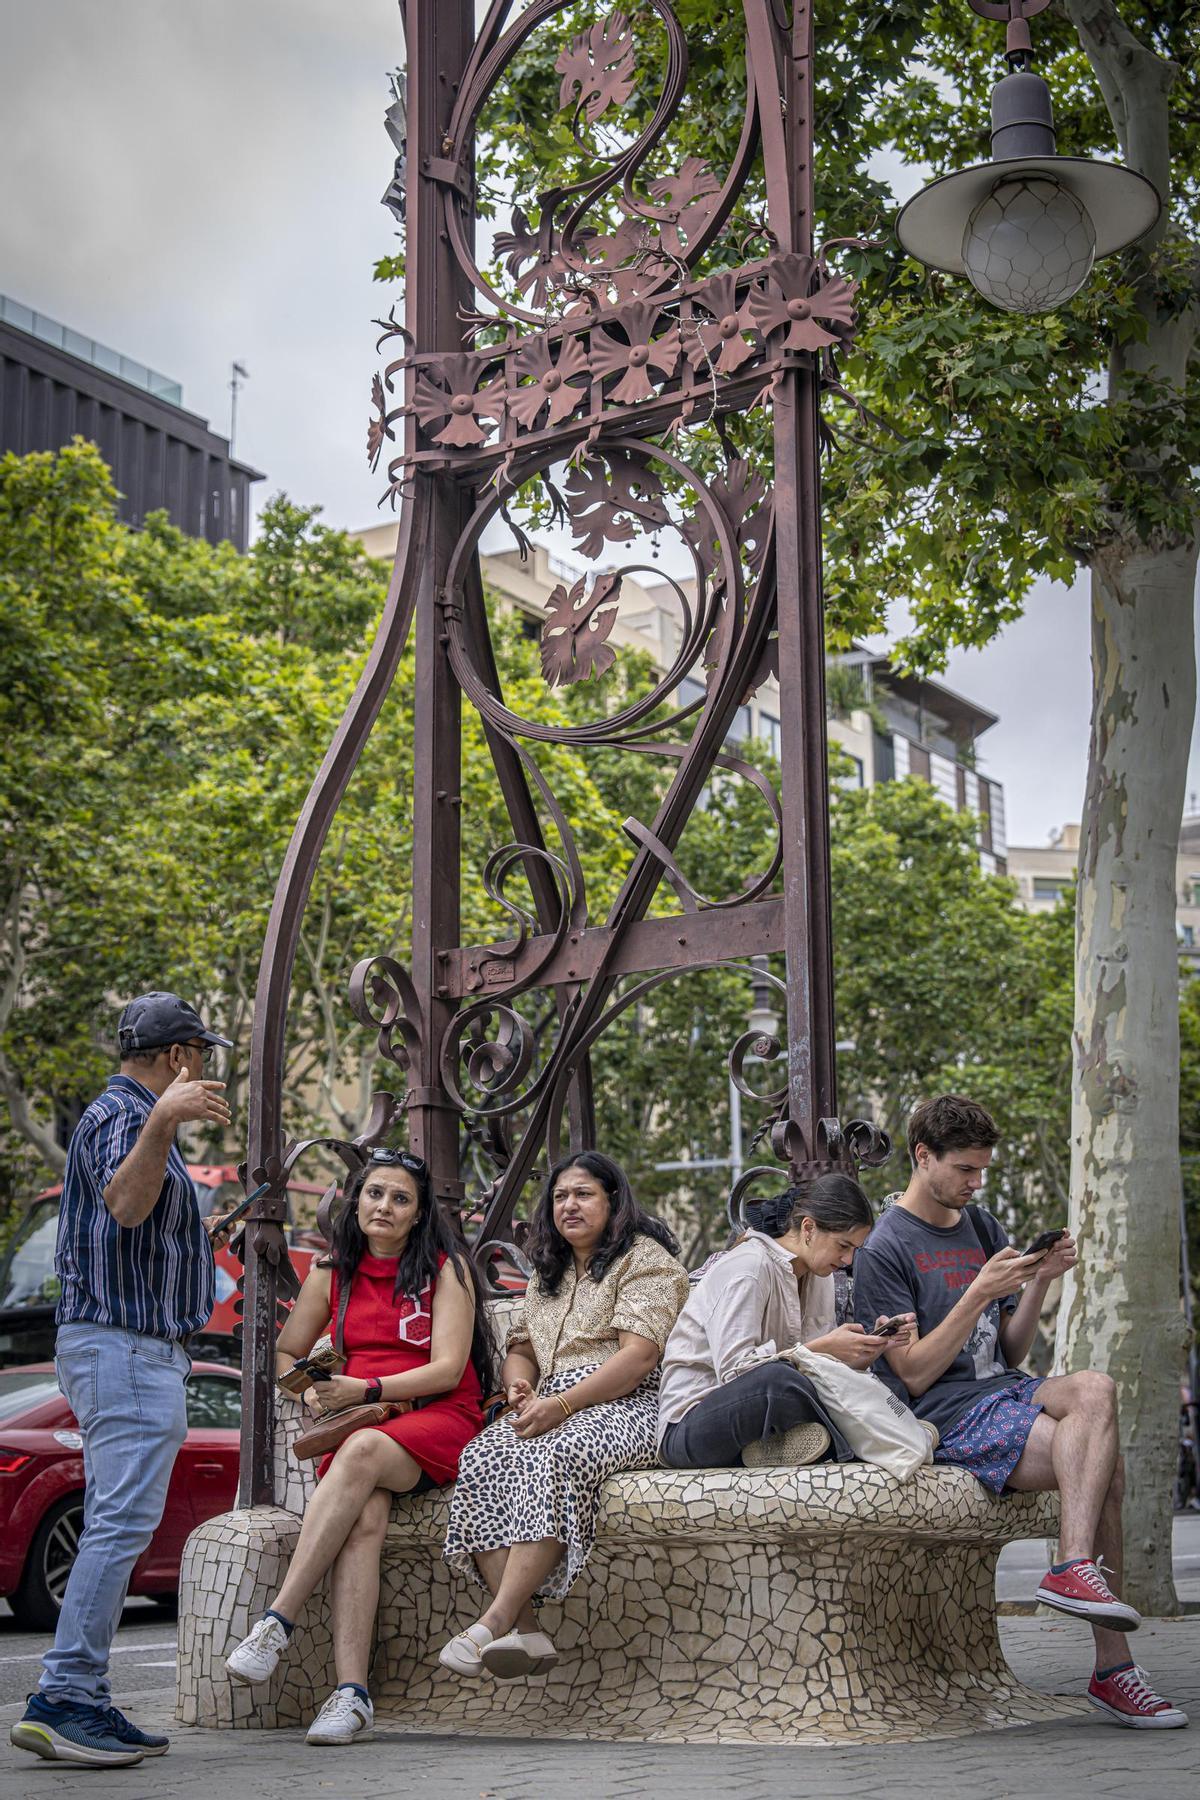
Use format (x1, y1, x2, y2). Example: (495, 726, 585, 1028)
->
(99, 1704, 171, 1756)
(10, 1692, 144, 1765)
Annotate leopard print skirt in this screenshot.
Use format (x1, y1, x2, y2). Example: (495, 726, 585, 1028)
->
(443, 1362, 660, 1601)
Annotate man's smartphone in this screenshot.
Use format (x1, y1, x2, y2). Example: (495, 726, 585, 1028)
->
(210, 1179, 269, 1237)
(874, 1315, 908, 1338)
(1020, 1227, 1067, 1260)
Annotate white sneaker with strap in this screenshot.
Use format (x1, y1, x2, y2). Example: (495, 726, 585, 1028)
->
(225, 1615, 292, 1686)
(306, 1688, 375, 1746)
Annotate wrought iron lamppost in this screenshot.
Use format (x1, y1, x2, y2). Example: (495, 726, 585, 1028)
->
(897, 0, 1160, 313)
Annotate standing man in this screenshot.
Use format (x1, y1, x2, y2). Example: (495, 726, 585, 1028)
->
(853, 1094, 1187, 1732)
(10, 993, 233, 1767)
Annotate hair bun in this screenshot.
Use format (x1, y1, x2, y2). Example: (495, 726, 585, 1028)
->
(744, 1191, 796, 1238)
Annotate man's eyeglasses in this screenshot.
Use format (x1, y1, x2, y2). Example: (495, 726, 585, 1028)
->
(182, 1041, 215, 1065)
(367, 1147, 426, 1174)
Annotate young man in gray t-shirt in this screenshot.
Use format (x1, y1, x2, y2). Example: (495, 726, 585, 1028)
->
(853, 1094, 1186, 1732)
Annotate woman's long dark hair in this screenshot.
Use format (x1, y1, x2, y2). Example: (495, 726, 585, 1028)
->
(525, 1150, 680, 1295)
(743, 1172, 874, 1240)
(324, 1154, 499, 1396)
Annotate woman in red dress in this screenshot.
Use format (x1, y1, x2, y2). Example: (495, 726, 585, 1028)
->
(224, 1147, 495, 1746)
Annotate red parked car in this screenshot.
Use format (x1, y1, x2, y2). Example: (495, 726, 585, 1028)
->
(0, 1361, 241, 1631)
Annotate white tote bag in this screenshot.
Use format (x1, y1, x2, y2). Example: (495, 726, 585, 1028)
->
(781, 1343, 936, 1480)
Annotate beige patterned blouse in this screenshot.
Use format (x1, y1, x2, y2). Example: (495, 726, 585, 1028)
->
(506, 1233, 690, 1376)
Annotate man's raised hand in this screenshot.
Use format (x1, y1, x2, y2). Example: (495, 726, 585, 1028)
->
(154, 1063, 232, 1130)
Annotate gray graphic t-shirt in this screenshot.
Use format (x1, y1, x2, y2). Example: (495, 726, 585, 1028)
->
(851, 1202, 1022, 1435)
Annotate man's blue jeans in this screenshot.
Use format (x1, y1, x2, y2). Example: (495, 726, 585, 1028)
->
(38, 1322, 190, 1708)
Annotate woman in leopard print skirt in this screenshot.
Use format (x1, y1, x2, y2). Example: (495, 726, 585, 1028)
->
(440, 1151, 689, 1680)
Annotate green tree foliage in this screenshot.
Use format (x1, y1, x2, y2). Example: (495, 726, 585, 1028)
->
(831, 777, 1074, 1226)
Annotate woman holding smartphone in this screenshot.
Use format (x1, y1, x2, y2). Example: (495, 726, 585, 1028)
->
(657, 1174, 916, 1470)
(223, 1148, 496, 1745)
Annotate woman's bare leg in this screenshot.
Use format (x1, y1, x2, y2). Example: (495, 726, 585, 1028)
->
(475, 1539, 562, 1638)
(472, 1546, 537, 1633)
(329, 1487, 393, 1688)
(272, 1432, 422, 1624)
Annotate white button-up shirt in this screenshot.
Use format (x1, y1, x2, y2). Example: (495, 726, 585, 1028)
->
(655, 1230, 835, 1447)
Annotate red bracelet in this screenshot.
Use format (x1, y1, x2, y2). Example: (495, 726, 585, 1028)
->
(363, 1377, 383, 1404)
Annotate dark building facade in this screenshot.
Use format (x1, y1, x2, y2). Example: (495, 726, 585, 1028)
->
(0, 296, 263, 551)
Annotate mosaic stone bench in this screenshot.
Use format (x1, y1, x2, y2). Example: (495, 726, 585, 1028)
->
(177, 1450, 1074, 1745)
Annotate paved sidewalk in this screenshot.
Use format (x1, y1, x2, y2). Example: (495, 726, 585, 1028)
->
(4, 1614, 1197, 1800)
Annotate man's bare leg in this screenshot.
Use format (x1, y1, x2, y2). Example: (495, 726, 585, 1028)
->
(1007, 1374, 1130, 1667)
(1031, 1371, 1121, 1562)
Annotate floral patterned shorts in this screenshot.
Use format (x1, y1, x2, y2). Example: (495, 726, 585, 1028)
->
(933, 1375, 1044, 1494)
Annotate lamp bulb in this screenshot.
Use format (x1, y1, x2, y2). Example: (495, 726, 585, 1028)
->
(962, 175, 1096, 314)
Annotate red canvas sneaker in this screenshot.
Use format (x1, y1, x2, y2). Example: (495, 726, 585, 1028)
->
(1088, 1663, 1188, 1729)
(1035, 1559, 1141, 1631)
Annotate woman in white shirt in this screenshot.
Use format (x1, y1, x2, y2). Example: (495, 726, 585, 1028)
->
(657, 1174, 909, 1468)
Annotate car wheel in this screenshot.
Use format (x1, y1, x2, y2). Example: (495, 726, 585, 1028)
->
(150, 1592, 178, 1617)
(9, 1493, 85, 1633)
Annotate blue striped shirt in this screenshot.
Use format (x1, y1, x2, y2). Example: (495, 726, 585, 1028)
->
(55, 1075, 215, 1340)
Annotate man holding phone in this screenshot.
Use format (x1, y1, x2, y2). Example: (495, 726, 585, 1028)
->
(853, 1094, 1186, 1732)
(11, 993, 234, 1769)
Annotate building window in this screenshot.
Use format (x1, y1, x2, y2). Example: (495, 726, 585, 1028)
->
(677, 676, 707, 711)
(834, 755, 864, 790)
(1182, 925, 1195, 948)
(760, 712, 781, 758)
(1033, 877, 1066, 902)
(725, 704, 752, 748)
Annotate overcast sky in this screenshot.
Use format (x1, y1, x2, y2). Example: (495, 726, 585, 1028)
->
(4, 0, 1198, 847)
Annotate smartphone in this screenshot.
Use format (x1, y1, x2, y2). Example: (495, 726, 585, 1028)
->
(1020, 1227, 1066, 1260)
(210, 1179, 270, 1236)
(874, 1315, 908, 1338)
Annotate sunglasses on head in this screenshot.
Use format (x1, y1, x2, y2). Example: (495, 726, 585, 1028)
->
(366, 1147, 427, 1174)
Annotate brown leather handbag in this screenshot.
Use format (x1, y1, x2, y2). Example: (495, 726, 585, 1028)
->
(291, 1398, 411, 1461)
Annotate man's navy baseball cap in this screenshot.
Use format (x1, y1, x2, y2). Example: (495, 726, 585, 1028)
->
(117, 992, 233, 1056)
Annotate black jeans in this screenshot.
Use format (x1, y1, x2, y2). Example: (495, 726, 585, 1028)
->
(659, 1362, 852, 1469)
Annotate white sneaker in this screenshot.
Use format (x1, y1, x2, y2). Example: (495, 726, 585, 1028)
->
(306, 1688, 375, 1747)
(225, 1615, 292, 1686)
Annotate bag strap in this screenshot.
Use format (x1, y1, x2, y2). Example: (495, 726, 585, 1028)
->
(333, 1274, 352, 1358)
(963, 1203, 990, 1256)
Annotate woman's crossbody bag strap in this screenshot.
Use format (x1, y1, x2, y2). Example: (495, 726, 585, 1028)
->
(333, 1277, 352, 1358)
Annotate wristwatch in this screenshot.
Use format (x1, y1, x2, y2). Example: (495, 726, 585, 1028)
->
(363, 1377, 383, 1404)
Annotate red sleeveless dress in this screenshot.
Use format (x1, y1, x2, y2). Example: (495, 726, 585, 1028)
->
(319, 1250, 484, 1484)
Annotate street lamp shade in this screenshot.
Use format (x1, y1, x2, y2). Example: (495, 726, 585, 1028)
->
(897, 57, 1160, 314)
(897, 153, 1161, 291)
